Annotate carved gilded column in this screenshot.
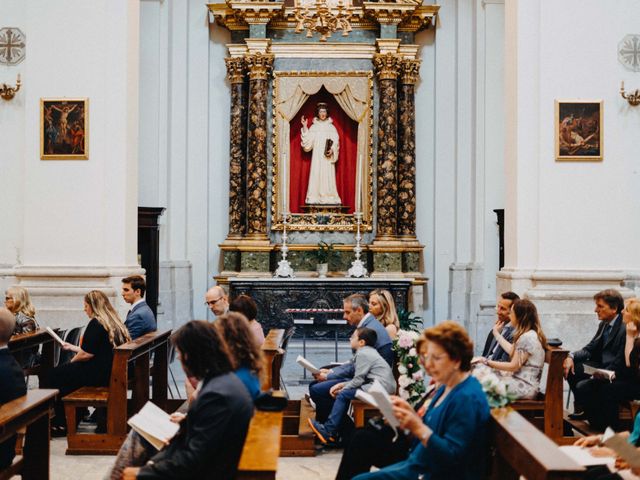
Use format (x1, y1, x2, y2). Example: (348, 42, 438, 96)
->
(245, 53, 274, 237)
(397, 59, 420, 238)
(225, 57, 248, 238)
(373, 53, 401, 239)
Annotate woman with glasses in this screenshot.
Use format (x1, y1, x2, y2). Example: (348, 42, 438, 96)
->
(347, 321, 490, 480)
(4, 286, 39, 336)
(5, 286, 40, 368)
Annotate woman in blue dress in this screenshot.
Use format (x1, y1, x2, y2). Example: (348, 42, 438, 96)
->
(354, 320, 490, 480)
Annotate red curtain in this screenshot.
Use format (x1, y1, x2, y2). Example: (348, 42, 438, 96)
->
(288, 88, 358, 213)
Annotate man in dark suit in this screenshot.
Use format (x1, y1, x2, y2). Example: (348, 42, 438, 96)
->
(309, 294, 393, 425)
(564, 289, 627, 429)
(0, 307, 27, 469)
(123, 321, 253, 479)
(122, 276, 156, 340)
(481, 291, 520, 362)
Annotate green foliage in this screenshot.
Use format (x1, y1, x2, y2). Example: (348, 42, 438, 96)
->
(397, 308, 423, 333)
(314, 241, 341, 264)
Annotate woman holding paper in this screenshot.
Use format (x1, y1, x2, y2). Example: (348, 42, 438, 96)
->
(44, 290, 130, 436)
(353, 320, 490, 480)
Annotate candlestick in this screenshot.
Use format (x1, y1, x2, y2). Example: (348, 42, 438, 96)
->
(355, 154, 362, 213)
(281, 153, 288, 214)
(346, 211, 368, 278)
(274, 212, 295, 278)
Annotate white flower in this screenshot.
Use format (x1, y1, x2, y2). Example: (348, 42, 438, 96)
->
(398, 364, 408, 375)
(494, 380, 507, 398)
(409, 348, 417, 357)
(412, 370, 423, 381)
(399, 389, 410, 400)
(398, 374, 413, 388)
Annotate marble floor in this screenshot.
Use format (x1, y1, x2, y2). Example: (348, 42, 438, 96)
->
(50, 437, 342, 480)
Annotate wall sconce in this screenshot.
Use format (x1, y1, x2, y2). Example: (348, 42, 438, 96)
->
(0, 74, 21, 101)
(620, 81, 640, 107)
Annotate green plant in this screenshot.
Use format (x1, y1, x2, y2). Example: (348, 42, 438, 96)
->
(314, 241, 341, 264)
(397, 308, 423, 333)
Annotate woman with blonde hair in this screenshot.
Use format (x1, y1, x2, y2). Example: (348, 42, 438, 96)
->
(368, 289, 400, 339)
(45, 290, 131, 436)
(473, 298, 548, 399)
(4, 286, 39, 335)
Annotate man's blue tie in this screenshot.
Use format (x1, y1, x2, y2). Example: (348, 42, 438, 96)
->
(602, 323, 612, 344)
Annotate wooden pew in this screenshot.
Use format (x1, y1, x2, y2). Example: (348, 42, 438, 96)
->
(490, 408, 585, 480)
(261, 329, 285, 391)
(511, 347, 568, 441)
(8, 328, 57, 382)
(0, 389, 58, 480)
(62, 329, 171, 455)
(237, 410, 284, 480)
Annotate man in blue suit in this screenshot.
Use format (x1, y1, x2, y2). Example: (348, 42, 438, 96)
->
(122, 275, 156, 340)
(309, 294, 393, 427)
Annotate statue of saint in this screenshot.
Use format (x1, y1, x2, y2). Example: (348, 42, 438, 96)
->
(300, 103, 342, 205)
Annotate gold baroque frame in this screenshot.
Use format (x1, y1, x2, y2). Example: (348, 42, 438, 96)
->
(271, 70, 374, 232)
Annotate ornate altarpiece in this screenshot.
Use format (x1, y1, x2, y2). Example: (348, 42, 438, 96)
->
(207, 0, 439, 306)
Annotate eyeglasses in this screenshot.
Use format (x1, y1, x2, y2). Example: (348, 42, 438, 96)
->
(4, 297, 13, 301)
(204, 297, 224, 307)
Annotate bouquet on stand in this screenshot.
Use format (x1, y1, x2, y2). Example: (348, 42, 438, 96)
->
(393, 330, 427, 407)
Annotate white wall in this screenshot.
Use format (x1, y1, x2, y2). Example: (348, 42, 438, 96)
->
(501, 0, 640, 350)
(139, 0, 231, 328)
(0, 0, 141, 328)
(416, 0, 506, 338)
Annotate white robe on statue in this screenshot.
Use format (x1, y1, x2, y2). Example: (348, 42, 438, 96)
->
(301, 117, 341, 204)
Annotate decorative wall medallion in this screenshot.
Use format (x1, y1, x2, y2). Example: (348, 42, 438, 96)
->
(618, 34, 640, 72)
(0, 27, 26, 65)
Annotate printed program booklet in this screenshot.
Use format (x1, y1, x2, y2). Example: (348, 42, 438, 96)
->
(46, 327, 65, 346)
(583, 364, 616, 382)
(127, 401, 180, 450)
(296, 355, 320, 374)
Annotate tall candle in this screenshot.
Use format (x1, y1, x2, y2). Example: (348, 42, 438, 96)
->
(282, 153, 288, 214)
(355, 154, 362, 213)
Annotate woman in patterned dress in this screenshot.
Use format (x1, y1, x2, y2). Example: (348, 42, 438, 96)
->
(474, 299, 548, 399)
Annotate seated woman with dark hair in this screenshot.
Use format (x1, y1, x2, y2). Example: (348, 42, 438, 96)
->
(229, 294, 265, 345)
(214, 312, 264, 400)
(115, 320, 254, 480)
(352, 320, 490, 480)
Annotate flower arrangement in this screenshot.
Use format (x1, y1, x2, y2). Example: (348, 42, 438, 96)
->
(393, 329, 426, 406)
(471, 365, 517, 408)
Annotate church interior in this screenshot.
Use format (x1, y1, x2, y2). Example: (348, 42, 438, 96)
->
(2, 0, 640, 478)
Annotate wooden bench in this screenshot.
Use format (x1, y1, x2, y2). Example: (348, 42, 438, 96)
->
(280, 398, 316, 457)
(0, 389, 58, 480)
(511, 347, 568, 441)
(261, 329, 285, 391)
(489, 408, 585, 480)
(9, 328, 57, 383)
(62, 329, 171, 454)
(237, 409, 284, 479)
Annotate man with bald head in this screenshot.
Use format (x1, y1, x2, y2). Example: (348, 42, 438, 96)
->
(0, 307, 27, 468)
(205, 286, 229, 319)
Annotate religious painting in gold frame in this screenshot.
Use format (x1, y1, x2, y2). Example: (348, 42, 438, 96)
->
(555, 100, 603, 161)
(40, 98, 89, 160)
(272, 71, 373, 232)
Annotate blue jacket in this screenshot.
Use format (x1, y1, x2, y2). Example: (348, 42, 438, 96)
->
(125, 300, 156, 340)
(329, 313, 393, 380)
(355, 376, 490, 480)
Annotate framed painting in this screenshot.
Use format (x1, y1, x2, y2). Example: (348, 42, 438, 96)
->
(555, 100, 603, 161)
(40, 98, 88, 160)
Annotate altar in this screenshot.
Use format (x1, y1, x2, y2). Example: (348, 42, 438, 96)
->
(229, 278, 412, 332)
(208, 0, 437, 312)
